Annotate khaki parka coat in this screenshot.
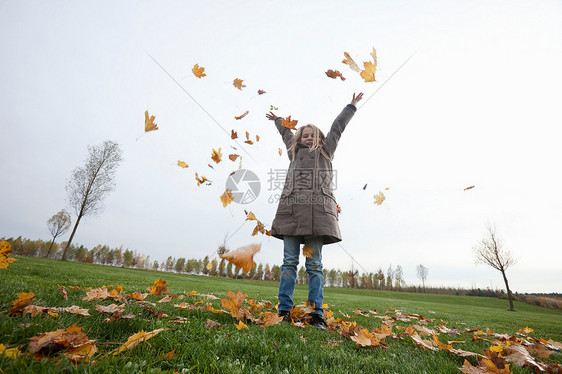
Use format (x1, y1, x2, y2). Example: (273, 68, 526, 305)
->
(270, 104, 356, 244)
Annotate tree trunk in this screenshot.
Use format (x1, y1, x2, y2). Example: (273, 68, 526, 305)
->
(61, 214, 82, 261)
(500, 269, 515, 311)
(45, 236, 56, 258)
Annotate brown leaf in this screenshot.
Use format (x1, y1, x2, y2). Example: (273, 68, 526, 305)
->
(29, 324, 93, 355)
(302, 244, 314, 258)
(205, 319, 222, 329)
(113, 329, 168, 355)
(219, 244, 261, 273)
(233, 78, 246, 90)
(220, 291, 247, 320)
(150, 278, 170, 296)
(235, 110, 249, 120)
(325, 69, 346, 81)
(257, 89, 266, 95)
(83, 288, 110, 301)
(95, 303, 125, 314)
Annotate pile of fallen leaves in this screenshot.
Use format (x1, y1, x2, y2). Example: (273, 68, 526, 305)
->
(2, 278, 561, 372)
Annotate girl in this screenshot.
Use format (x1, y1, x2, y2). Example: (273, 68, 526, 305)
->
(265, 92, 364, 329)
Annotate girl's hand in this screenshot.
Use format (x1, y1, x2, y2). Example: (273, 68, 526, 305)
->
(266, 111, 278, 121)
(350, 92, 364, 107)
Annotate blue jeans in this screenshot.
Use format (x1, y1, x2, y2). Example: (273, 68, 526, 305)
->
(278, 235, 324, 316)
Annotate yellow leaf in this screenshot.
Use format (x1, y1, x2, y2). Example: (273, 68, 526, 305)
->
(360, 61, 376, 82)
(220, 189, 234, 207)
(281, 116, 298, 130)
(233, 78, 246, 90)
(0, 343, 21, 359)
(302, 245, 315, 258)
(220, 290, 247, 319)
(373, 191, 386, 205)
(144, 111, 159, 132)
(192, 64, 206, 78)
(163, 349, 175, 359)
(150, 278, 169, 296)
(0, 240, 17, 270)
(195, 172, 211, 186)
(177, 160, 189, 168)
(234, 321, 248, 330)
(113, 328, 167, 355)
(342, 52, 361, 72)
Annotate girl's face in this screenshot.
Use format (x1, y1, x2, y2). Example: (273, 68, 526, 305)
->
(300, 127, 315, 147)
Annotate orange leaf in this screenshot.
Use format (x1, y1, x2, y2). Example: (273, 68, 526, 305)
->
(163, 349, 175, 359)
(302, 245, 315, 258)
(28, 324, 94, 359)
(281, 116, 298, 130)
(464, 186, 475, 191)
(195, 172, 211, 186)
(234, 321, 248, 330)
(177, 160, 189, 168)
(220, 244, 261, 273)
(233, 78, 246, 90)
(220, 189, 234, 207)
(0, 240, 17, 269)
(256, 134, 260, 142)
(127, 292, 148, 301)
(235, 110, 249, 120)
(325, 69, 346, 81)
(244, 140, 254, 145)
(220, 290, 247, 319)
(192, 64, 206, 78)
(144, 111, 159, 132)
(211, 148, 222, 164)
(231, 130, 238, 139)
(229, 154, 239, 162)
(150, 278, 169, 296)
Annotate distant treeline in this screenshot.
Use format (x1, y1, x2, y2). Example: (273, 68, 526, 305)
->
(4, 236, 558, 308)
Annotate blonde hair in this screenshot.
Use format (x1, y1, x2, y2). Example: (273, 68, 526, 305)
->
(288, 124, 332, 162)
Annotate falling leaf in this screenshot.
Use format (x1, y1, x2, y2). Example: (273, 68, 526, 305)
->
(231, 130, 238, 139)
(220, 189, 234, 207)
(464, 186, 475, 191)
(229, 154, 240, 162)
(302, 245, 315, 258)
(150, 278, 170, 296)
(235, 321, 249, 330)
(195, 172, 211, 186)
(373, 191, 386, 205)
(270, 105, 278, 111)
(233, 78, 246, 90)
(0, 240, 17, 269)
(325, 69, 346, 80)
(235, 110, 249, 120)
(244, 140, 254, 145)
(336, 204, 341, 214)
(342, 52, 361, 72)
(258, 89, 266, 95)
(256, 134, 260, 142)
(360, 48, 377, 82)
(144, 111, 159, 132)
(363, 184, 367, 190)
(0, 343, 21, 359)
(192, 64, 206, 78)
(245, 211, 257, 221)
(211, 148, 222, 164)
(177, 160, 189, 168)
(282, 116, 298, 130)
(278, 148, 282, 156)
(220, 244, 261, 273)
(113, 328, 167, 355)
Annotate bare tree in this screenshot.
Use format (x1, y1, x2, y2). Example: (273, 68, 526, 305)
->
(62, 140, 123, 260)
(45, 209, 71, 258)
(416, 264, 428, 292)
(473, 224, 517, 311)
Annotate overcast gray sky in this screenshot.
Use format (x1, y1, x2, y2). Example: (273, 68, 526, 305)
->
(1, 0, 561, 293)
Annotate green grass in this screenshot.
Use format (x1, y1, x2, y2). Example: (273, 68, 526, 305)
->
(1, 256, 561, 373)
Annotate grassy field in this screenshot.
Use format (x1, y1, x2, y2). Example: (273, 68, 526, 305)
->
(1, 256, 561, 373)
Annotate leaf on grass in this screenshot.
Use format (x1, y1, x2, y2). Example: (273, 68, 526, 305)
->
(259, 312, 284, 327)
(373, 191, 386, 205)
(234, 321, 248, 330)
(281, 116, 298, 130)
(29, 324, 96, 363)
(0, 240, 17, 269)
(233, 78, 246, 90)
(149, 278, 170, 296)
(144, 111, 159, 132)
(235, 110, 249, 120)
(83, 288, 110, 301)
(411, 334, 438, 351)
(58, 286, 68, 300)
(192, 64, 206, 78)
(220, 244, 261, 273)
(128, 292, 149, 301)
(351, 328, 382, 347)
(177, 160, 189, 168)
(220, 291, 247, 320)
(113, 328, 167, 355)
(63, 305, 91, 316)
(9, 292, 35, 315)
(205, 319, 221, 330)
(302, 244, 315, 258)
(325, 69, 346, 80)
(0, 343, 21, 359)
(211, 148, 222, 164)
(220, 189, 234, 207)
(517, 326, 533, 335)
(163, 349, 175, 359)
(96, 304, 125, 314)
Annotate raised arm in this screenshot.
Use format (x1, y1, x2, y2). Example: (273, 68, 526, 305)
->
(324, 93, 363, 158)
(266, 111, 294, 160)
